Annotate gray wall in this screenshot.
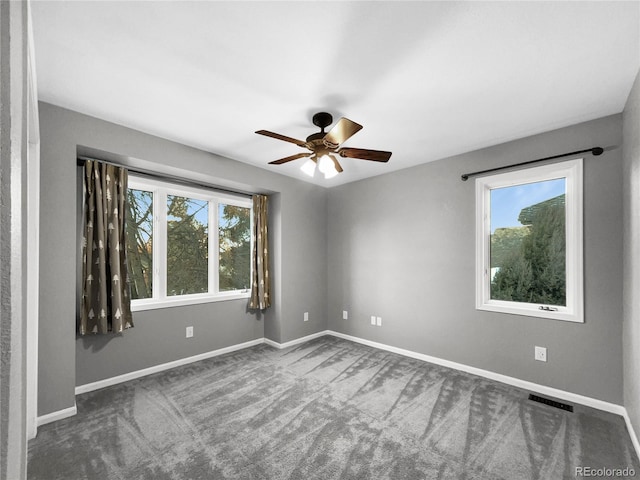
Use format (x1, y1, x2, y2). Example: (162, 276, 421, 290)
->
(623, 70, 640, 437)
(327, 114, 624, 404)
(38, 102, 328, 416)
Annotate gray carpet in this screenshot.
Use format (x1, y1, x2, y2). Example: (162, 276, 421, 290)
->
(28, 336, 639, 479)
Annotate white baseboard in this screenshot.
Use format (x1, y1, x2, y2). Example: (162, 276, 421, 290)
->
(75, 338, 264, 395)
(36, 403, 77, 427)
(623, 410, 640, 460)
(264, 330, 329, 349)
(326, 330, 626, 417)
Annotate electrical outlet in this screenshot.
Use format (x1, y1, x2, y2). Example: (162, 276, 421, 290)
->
(376, 316, 382, 326)
(535, 346, 547, 362)
(186, 326, 193, 338)
(343, 310, 348, 320)
(304, 312, 309, 322)
(371, 315, 376, 325)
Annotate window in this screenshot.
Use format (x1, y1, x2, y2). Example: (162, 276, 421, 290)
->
(126, 176, 252, 310)
(475, 159, 583, 322)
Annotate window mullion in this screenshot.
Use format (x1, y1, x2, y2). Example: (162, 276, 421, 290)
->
(249, 203, 254, 293)
(156, 188, 168, 300)
(210, 199, 219, 294)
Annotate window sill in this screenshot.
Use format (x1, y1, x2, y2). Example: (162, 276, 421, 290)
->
(131, 291, 250, 312)
(477, 301, 583, 323)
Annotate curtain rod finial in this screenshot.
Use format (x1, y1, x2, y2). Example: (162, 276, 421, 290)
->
(461, 174, 469, 181)
(592, 147, 604, 156)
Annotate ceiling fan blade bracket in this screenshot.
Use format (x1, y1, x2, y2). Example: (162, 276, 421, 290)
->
(323, 139, 340, 150)
(328, 154, 343, 173)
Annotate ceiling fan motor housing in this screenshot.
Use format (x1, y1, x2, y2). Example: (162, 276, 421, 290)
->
(305, 131, 327, 146)
(307, 112, 334, 151)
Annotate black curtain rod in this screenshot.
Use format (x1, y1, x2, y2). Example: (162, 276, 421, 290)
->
(460, 147, 604, 181)
(77, 156, 254, 198)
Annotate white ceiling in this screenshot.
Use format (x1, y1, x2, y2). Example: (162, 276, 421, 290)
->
(31, 1, 640, 187)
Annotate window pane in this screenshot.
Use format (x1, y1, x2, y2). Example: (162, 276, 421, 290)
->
(167, 195, 209, 296)
(219, 204, 251, 291)
(126, 189, 153, 299)
(490, 178, 566, 306)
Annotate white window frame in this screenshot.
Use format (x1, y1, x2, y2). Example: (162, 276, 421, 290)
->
(127, 175, 253, 311)
(475, 158, 583, 323)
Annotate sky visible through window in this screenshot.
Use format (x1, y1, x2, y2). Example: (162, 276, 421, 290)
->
(490, 178, 565, 233)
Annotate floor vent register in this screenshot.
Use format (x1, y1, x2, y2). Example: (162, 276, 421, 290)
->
(528, 393, 574, 412)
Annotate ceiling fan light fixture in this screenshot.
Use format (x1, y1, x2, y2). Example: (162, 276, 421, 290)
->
(323, 167, 339, 179)
(317, 155, 333, 174)
(300, 158, 316, 177)
(318, 155, 339, 179)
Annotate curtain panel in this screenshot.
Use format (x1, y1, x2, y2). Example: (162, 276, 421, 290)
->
(249, 194, 271, 310)
(79, 160, 133, 334)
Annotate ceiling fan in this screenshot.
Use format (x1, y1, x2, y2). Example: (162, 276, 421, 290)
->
(256, 112, 392, 179)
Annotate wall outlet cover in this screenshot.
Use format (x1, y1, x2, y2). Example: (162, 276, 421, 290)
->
(343, 310, 348, 320)
(370, 316, 376, 325)
(534, 346, 547, 362)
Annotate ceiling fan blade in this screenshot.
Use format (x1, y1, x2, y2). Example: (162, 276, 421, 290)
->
(328, 154, 343, 173)
(256, 130, 308, 148)
(268, 152, 312, 165)
(323, 117, 363, 148)
(338, 148, 392, 162)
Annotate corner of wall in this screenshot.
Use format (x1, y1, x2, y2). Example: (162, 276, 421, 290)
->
(623, 66, 640, 452)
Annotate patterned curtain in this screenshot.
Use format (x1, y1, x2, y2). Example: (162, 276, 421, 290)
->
(249, 194, 271, 310)
(79, 160, 133, 334)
